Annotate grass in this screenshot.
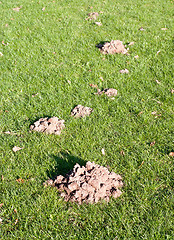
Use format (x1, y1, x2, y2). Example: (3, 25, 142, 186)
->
(0, 0, 174, 239)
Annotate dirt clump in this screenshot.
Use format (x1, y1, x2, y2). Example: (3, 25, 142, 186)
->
(30, 117, 65, 135)
(95, 88, 118, 97)
(86, 12, 99, 20)
(71, 105, 93, 118)
(119, 69, 129, 74)
(97, 40, 128, 55)
(95, 22, 102, 26)
(139, 27, 145, 31)
(169, 152, 174, 157)
(44, 161, 123, 204)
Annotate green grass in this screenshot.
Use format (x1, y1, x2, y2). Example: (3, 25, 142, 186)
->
(0, 0, 174, 239)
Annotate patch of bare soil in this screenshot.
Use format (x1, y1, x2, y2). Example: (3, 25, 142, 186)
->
(71, 105, 93, 118)
(97, 40, 128, 55)
(44, 161, 123, 204)
(119, 69, 129, 74)
(95, 88, 118, 97)
(13, 6, 22, 12)
(30, 117, 65, 135)
(86, 12, 99, 20)
(139, 27, 145, 31)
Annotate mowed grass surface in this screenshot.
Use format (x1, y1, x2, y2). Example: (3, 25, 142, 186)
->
(0, 0, 174, 239)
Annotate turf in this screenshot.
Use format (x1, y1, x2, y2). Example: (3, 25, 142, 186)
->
(0, 0, 174, 239)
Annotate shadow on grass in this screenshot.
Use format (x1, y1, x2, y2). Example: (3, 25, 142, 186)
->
(47, 152, 86, 180)
(29, 115, 53, 126)
(95, 41, 108, 49)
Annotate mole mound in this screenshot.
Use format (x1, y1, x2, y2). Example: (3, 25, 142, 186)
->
(95, 88, 118, 97)
(30, 117, 65, 135)
(71, 105, 93, 118)
(97, 40, 128, 55)
(44, 161, 123, 204)
(86, 12, 99, 20)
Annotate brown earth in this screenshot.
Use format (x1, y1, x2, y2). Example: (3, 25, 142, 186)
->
(44, 161, 123, 204)
(97, 40, 128, 55)
(86, 12, 99, 20)
(71, 105, 93, 118)
(30, 117, 65, 135)
(95, 88, 118, 97)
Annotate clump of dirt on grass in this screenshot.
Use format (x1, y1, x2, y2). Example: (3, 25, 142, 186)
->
(95, 88, 118, 97)
(44, 161, 123, 204)
(119, 69, 129, 74)
(30, 117, 65, 135)
(97, 40, 128, 55)
(86, 12, 99, 20)
(71, 105, 93, 118)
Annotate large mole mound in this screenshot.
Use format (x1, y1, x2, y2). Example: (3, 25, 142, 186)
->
(45, 161, 123, 204)
(97, 40, 128, 55)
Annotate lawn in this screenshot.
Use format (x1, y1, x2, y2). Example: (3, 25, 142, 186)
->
(0, 0, 174, 239)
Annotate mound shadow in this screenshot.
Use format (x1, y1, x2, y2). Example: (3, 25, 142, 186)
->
(47, 152, 86, 180)
(29, 115, 54, 126)
(95, 41, 109, 49)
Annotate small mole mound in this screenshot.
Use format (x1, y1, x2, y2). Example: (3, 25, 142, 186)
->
(71, 105, 93, 118)
(30, 117, 65, 135)
(44, 161, 123, 204)
(95, 88, 118, 97)
(119, 69, 129, 74)
(86, 12, 99, 20)
(97, 40, 128, 55)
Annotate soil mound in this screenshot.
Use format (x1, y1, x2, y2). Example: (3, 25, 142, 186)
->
(30, 117, 65, 135)
(97, 40, 127, 55)
(86, 12, 99, 20)
(44, 161, 123, 204)
(71, 105, 93, 118)
(95, 88, 118, 97)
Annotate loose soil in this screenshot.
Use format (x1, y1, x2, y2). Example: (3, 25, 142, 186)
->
(119, 69, 129, 74)
(71, 105, 93, 118)
(86, 12, 99, 20)
(95, 88, 118, 97)
(30, 117, 65, 135)
(96, 40, 128, 55)
(44, 161, 123, 204)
